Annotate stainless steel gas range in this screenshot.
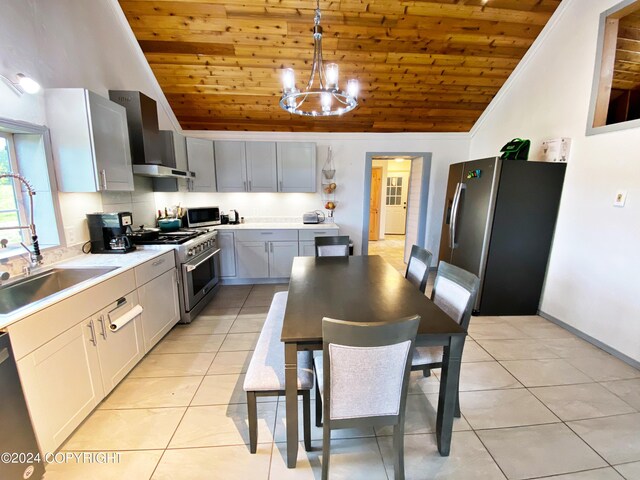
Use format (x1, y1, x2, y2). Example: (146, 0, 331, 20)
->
(132, 228, 220, 323)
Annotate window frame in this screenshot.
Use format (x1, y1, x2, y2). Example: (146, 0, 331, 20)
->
(0, 118, 65, 259)
(0, 132, 30, 243)
(586, 0, 640, 135)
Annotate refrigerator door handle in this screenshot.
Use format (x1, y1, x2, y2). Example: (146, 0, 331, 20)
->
(449, 183, 461, 249)
(451, 183, 466, 249)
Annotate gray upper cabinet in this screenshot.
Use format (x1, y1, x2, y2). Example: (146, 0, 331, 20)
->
(215, 141, 247, 192)
(46, 88, 134, 192)
(186, 137, 216, 192)
(277, 142, 317, 193)
(246, 142, 278, 192)
(215, 141, 278, 192)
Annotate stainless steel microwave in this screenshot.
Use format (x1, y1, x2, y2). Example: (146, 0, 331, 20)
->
(183, 206, 221, 228)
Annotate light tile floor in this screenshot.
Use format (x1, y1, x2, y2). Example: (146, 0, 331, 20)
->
(45, 283, 640, 480)
(368, 235, 406, 274)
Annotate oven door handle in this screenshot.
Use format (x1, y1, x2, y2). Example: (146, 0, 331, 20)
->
(184, 249, 220, 272)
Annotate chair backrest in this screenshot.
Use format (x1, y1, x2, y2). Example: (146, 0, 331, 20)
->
(315, 235, 350, 257)
(405, 245, 433, 293)
(431, 261, 480, 330)
(322, 315, 420, 423)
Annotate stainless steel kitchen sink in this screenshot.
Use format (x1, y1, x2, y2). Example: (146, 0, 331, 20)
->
(0, 267, 118, 315)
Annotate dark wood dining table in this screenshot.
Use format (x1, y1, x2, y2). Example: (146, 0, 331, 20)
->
(280, 255, 467, 468)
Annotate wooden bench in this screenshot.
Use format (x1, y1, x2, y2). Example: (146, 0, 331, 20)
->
(243, 291, 313, 453)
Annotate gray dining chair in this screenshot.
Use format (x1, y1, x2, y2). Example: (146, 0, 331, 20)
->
(411, 261, 480, 414)
(315, 235, 350, 257)
(405, 244, 433, 294)
(313, 315, 420, 480)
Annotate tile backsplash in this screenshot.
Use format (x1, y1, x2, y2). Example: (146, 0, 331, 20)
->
(101, 176, 157, 228)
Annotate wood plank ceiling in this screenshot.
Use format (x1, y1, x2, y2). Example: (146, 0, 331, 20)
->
(614, 10, 640, 91)
(119, 0, 562, 132)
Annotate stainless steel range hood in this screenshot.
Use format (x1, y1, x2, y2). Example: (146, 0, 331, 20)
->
(109, 90, 195, 179)
(132, 164, 195, 178)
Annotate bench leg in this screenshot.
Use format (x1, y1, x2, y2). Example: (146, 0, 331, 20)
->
(302, 390, 312, 452)
(247, 391, 258, 454)
(315, 376, 323, 427)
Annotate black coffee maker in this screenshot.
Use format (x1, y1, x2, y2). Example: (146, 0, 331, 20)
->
(86, 212, 136, 254)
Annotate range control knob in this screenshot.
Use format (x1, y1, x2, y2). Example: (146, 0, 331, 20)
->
(188, 249, 194, 256)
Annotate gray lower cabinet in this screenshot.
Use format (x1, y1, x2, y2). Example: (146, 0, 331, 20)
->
(218, 231, 237, 277)
(268, 241, 298, 277)
(298, 229, 340, 256)
(186, 137, 216, 192)
(299, 241, 316, 257)
(46, 88, 134, 192)
(236, 241, 270, 278)
(137, 269, 180, 352)
(235, 229, 299, 278)
(277, 142, 317, 193)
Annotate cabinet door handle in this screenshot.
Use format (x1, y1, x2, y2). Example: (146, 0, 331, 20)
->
(100, 169, 108, 190)
(243, 180, 247, 191)
(98, 315, 108, 339)
(270, 242, 273, 252)
(279, 180, 283, 191)
(248, 180, 252, 191)
(264, 242, 268, 253)
(261, 232, 273, 235)
(152, 258, 165, 267)
(88, 320, 97, 346)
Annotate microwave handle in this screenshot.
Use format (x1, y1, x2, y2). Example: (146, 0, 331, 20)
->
(185, 249, 220, 272)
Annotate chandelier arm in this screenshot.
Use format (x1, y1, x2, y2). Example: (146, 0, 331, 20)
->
(332, 91, 351, 105)
(316, 35, 327, 90)
(305, 35, 320, 91)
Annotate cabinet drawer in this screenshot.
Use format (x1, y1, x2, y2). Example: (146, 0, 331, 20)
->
(298, 229, 340, 241)
(134, 252, 175, 287)
(7, 269, 136, 361)
(235, 229, 298, 242)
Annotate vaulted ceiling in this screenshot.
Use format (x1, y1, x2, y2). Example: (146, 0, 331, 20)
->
(119, 0, 562, 132)
(614, 9, 640, 91)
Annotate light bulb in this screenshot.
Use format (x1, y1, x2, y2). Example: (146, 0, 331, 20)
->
(16, 74, 40, 94)
(347, 79, 359, 100)
(282, 68, 295, 92)
(321, 92, 332, 112)
(325, 63, 339, 89)
(286, 94, 297, 109)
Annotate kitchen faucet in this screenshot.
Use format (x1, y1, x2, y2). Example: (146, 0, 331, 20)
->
(0, 172, 43, 281)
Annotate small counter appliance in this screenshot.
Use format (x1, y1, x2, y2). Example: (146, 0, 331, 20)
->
(86, 212, 136, 253)
(228, 209, 240, 225)
(182, 206, 220, 228)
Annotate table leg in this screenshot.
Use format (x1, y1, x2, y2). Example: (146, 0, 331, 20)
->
(436, 335, 465, 456)
(284, 342, 299, 468)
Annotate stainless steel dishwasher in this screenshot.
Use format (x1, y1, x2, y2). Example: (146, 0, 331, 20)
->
(0, 333, 45, 480)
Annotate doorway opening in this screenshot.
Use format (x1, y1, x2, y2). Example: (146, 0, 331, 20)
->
(363, 152, 432, 275)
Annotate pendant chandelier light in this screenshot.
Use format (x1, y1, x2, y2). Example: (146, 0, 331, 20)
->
(280, 0, 359, 117)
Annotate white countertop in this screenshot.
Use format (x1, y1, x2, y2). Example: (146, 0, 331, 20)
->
(214, 222, 340, 230)
(0, 246, 172, 330)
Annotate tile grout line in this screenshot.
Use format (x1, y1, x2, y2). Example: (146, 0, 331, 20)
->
(148, 287, 254, 479)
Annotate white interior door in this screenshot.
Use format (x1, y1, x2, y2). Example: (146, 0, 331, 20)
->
(384, 172, 410, 234)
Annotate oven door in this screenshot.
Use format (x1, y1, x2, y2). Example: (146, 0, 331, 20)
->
(181, 248, 221, 312)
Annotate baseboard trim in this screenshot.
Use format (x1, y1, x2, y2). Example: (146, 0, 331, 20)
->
(221, 277, 290, 286)
(538, 310, 640, 370)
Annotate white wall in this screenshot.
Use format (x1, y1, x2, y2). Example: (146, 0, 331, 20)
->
(158, 132, 470, 258)
(0, 0, 179, 246)
(469, 0, 640, 362)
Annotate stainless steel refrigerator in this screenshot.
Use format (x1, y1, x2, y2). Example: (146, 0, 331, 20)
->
(439, 157, 566, 316)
